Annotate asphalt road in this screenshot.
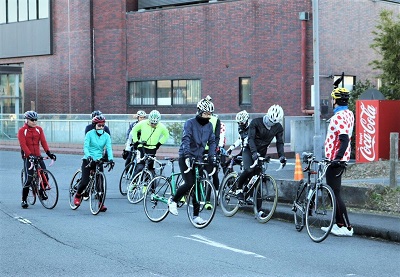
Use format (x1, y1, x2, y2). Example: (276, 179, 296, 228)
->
(0, 151, 399, 277)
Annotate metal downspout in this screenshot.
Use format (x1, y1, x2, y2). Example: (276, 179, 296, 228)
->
(301, 19, 314, 115)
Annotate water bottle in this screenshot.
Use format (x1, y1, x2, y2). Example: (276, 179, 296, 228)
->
(247, 175, 258, 188)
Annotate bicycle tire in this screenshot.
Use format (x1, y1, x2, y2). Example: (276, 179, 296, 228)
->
(305, 184, 336, 243)
(219, 172, 240, 217)
(143, 176, 171, 222)
(253, 175, 278, 223)
(90, 172, 107, 215)
(69, 169, 82, 210)
(127, 169, 153, 204)
(38, 169, 59, 209)
(187, 179, 217, 229)
(119, 162, 137, 196)
(293, 180, 307, 232)
(21, 168, 36, 205)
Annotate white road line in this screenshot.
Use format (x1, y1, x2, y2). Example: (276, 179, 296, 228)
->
(175, 234, 267, 259)
(14, 216, 32, 225)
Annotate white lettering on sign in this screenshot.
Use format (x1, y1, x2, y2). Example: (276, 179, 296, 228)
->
(359, 103, 377, 161)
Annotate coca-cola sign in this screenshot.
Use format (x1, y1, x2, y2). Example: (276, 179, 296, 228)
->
(356, 101, 378, 162)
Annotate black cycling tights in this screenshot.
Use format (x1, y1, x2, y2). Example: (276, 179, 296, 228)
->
(326, 166, 351, 228)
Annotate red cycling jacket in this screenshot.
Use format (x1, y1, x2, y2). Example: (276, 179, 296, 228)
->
(18, 123, 50, 158)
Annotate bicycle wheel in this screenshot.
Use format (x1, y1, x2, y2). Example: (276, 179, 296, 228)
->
(143, 176, 171, 222)
(293, 180, 307, 232)
(253, 175, 278, 224)
(219, 172, 240, 217)
(90, 172, 107, 215)
(187, 179, 217, 229)
(305, 184, 336, 243)
(69, 169, 82, 210)
(127, 169, 153, 204)
(119, 162, 136, 196)
(38, 169, 59, 209)
(21, 169, 36, 205)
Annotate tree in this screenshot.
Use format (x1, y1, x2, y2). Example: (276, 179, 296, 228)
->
(370, 10, 400, 100)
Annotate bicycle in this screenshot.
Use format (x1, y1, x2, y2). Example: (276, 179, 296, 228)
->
(143, 158, 217, 229)
(127, 152, 166, 204)
(119, 149, 140, 196)
(143, 157, 184, 219)
(219, 156, 278, 223)
(292, 152, 337, 243)
(69, 159, 112, 215)
(21, 156, 59, 209)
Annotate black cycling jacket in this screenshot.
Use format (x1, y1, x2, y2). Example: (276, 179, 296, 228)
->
(247, 117, 284, 158)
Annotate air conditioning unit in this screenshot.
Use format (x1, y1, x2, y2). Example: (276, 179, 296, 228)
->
(299, 12, 310, 21)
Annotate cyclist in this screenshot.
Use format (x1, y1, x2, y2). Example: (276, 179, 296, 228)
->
(130, 110, 169, 175)
(85, 110, 111, 162)
(18, 111, 57, 209)
(122, 110, 147, 167)
(227, 110, 250, 156)
(167, 98, 217, 225)
(202, 96, 221, 202)
(235, 105, 286, 202)
(73, 115, 114, 211)
(323, 87, 355, 237)
(85, 110, 111, 135)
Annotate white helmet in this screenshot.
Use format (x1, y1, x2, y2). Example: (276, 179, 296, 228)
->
(266, 104, 284, 124)
(137, 110, 146, 117)
(235, 110, 249, 124)
(197, 98, 214, 114)
(148, 110, 161, 124)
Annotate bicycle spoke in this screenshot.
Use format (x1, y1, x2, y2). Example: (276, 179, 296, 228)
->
(69, 169, 81, 210)
(254, 175, 278, 223)
(219, 172, 240, 217)
(306, 184, 336, 243)
(144, 176, 171, 222)
(187, 179, 217, 229)
(38, 169, 59, 209)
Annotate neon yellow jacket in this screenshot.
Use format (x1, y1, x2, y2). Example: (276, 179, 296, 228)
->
(130, 119, 169, 149)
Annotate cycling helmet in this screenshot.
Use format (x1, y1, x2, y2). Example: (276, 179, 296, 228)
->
(92, 114, 106, 124)
(91, 110, 102, 118)
(148, 110, 161, 124)
(331, 87, 350, 101)
(197, 98, 214, 114)
(136, 110, 147, 117)
(24, 111, 38, 120)
(235, 110, 249, 124)
(266, 104, 284, 124)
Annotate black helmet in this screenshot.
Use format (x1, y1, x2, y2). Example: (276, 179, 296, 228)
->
(24, 111, 38, 120)
(91, 110, 102, 118)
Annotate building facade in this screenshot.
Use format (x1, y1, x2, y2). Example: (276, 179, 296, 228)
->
(1, 0, 399, 116)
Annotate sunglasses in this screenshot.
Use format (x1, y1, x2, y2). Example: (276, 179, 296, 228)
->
(29, 119, 37, 122)
(97, 124, 105, 128)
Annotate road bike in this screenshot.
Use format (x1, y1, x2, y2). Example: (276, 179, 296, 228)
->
(21, 156, 58, 209)
(127, 153, 166, 204)
(119, 149, 140, 195)
(69, 159, 112, 215)
(219, 156, 278, 223)
(143, 158, 217, 229)
(292, 152, 337, 243)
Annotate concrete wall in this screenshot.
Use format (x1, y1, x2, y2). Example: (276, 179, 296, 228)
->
(290, 117, 328, 153)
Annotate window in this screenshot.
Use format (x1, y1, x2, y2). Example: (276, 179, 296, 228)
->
(128, 79, 201, 106)
(0, 1, 6, 23)
(19, 0, 29, 21)
(239, 77, 251, 105)
(0, 0, 49, 23)
(333, 74, 355, 92)
(8, 0, 18, 23)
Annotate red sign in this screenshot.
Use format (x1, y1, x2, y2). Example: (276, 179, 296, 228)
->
(356, 101, 378, 162)
(356, 100, 400, 163)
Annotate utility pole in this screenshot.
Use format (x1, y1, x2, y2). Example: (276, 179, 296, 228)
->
(312, 0, 322, 160)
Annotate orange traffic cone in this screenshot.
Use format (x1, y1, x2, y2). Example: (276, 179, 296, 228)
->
(294, 153, 304, 181)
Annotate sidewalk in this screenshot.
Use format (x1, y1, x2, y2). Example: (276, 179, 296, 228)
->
(1, 140, 399, 242)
